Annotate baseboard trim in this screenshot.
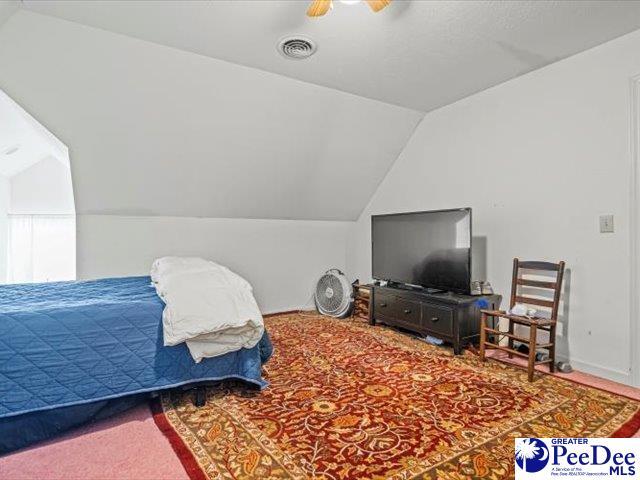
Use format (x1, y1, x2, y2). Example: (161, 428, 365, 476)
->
(262, 307, 315, 317)
(556, 354, 632, 385)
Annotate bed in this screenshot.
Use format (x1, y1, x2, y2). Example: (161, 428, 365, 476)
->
(0, 276, 272, 453)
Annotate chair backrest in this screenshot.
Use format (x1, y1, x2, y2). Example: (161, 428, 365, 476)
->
(509, 258, 566, 320)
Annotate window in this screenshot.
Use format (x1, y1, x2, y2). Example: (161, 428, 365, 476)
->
(7, 215, 76, 283)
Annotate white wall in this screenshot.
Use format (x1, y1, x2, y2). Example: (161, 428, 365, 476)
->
(348, 29, 640, 385)
(77, 215, 350, 314)
(9, 156, 75, 214)
(0, 175, 9, 282)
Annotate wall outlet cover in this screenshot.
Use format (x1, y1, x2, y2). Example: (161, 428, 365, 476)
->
(599, 214, 614, 233)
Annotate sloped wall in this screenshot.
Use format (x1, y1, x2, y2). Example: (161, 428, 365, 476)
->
(348, 29, 640, 384)
(0, 10, 420, 309)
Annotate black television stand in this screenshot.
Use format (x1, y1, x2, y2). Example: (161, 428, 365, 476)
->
(370, 284, 501, 355)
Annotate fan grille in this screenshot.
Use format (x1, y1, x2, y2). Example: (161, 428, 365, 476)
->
(278, 36, 317, 60)
(316, 274, 345, 314)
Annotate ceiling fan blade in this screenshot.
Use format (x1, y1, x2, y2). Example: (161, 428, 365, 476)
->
(307, 0, 332, 17)
(365, 0, 391, 13)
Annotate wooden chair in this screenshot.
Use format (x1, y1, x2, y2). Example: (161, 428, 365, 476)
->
(479, 258, 565, 382)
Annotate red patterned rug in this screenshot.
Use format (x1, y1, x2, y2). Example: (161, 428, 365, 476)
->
(152, 313, 640, 479)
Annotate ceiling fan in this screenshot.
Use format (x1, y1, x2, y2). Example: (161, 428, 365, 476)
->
(307, 0, 391, 17)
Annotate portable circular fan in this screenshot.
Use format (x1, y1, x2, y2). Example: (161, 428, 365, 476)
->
(314, 269, 354, 318)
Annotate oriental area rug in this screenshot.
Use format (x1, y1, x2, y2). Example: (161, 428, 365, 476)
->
(152, 312, 640, 480)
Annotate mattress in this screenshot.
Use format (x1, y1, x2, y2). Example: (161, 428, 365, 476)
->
(0, 276, 272, 420)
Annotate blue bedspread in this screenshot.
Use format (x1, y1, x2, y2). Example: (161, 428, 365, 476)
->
(0, 276, 272, 419)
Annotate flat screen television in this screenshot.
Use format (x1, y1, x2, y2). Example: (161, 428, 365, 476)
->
(372, 208, 472, 294)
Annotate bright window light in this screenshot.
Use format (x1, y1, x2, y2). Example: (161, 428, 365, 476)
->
(7, 214, 76, 283)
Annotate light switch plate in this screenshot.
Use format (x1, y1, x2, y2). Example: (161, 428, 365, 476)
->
(599, 214, 614, 233)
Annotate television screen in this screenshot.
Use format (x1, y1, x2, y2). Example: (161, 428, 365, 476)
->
(372, 208, 471, 294)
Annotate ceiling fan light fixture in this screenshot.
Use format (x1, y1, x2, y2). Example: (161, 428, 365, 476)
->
(307, 0, 390, 17)
(365, 0, 392, 12)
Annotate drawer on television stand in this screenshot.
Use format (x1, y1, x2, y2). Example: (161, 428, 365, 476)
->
(370, 285, 501, 355)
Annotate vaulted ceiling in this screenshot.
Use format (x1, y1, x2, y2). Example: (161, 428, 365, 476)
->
(20, 0, 640, 111)
(1, 1, 639, 220)
(0, 10, 421, 220)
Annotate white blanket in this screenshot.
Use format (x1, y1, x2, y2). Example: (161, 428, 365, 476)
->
(151, 257, 264, 363)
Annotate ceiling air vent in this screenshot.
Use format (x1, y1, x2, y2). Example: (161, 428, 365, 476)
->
(278, 36, 317, 60)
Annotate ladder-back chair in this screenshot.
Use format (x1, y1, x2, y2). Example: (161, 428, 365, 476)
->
(479, 258, 566, 382)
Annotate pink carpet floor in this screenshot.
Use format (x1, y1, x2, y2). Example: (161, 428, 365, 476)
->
(0, 404, 189, 480)
(1, 355, 638, 480)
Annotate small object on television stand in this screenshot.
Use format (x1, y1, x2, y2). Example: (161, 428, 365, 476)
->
(471, 280, 493, 295)
(481, 281, 494, 295)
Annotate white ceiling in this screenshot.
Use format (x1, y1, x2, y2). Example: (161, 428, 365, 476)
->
(21, 0, 640, 112)
(0, 11, 421, 220)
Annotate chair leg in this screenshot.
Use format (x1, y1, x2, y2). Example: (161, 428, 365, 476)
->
(528, 324, 537, 382)
(479, 312, 487, 362)
(548, 324, 556, 373)
(507, 319, 514, 358)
